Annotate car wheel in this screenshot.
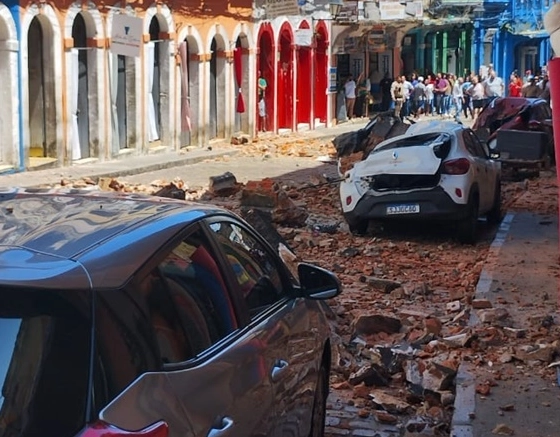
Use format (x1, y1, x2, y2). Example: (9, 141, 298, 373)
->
(347, 218, 368, 236)
(457, 194, 479, 244)
(309, 365, 328, 437)
(486, 180, 501, 225)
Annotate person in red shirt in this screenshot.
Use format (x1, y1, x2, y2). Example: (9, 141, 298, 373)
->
(508, 72, 522, 97)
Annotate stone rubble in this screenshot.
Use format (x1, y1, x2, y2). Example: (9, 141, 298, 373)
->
(50, 136, 560, 437)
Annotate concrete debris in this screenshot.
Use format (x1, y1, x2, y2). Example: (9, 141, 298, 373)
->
(514, 343, 555, 363)
(50, 134, 559, 436)
(352, 314, 403, 336)
(491, 423, 515, 435)
(478, 308, 510, 324)
(348, 364, 390, 387)
(369, 390, 412, 414)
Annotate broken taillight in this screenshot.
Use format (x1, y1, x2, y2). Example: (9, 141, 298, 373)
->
(78, 421, 169, 437)
(442, 158, 470, 175)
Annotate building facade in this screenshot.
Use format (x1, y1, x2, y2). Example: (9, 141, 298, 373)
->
(473, 0, 554, 81)
(1, 0, 555, 174)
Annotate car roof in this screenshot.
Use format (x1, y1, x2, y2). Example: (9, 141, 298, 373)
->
(472, 97, 548, 129)
(0, 188, 228, 289)
(374, 120, 465, 150)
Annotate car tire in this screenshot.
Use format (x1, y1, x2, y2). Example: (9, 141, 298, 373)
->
(347, 218, 368, 236)
(309, 365, 328, 437)
(457, 194, 479, 245)
(486, 180, 502, 225)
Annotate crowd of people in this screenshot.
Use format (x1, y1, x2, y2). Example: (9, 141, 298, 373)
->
(340, 65, 551, 122)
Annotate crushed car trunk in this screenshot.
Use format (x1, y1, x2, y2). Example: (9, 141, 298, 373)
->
(350, 133, 452, 191)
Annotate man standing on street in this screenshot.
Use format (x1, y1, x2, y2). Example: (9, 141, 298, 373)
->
(257, 71, 267, 132)
(379, 72, 393, 111)
(484, 69, 504, 102)
(344, 75, 357, 120)
(390, 75, 404, 119)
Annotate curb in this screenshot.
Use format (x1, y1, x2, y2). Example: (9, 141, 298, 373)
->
(75, 149, 241, 181)
(450, 213, 516, 437)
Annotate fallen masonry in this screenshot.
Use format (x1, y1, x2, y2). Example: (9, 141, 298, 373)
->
(48, 137, 560, 436)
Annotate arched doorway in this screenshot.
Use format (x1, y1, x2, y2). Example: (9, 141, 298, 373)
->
(314, 22, 328, 124)
(233, 35, 250, 134)
(277, 24, 294, 131)
(209, 36, 226, 140)
(179, 36, 200, 146)
(148, 17, 161, 143)
(110, 41, 136, 153)
(28, 16, 57, 160)
(71, 13, 91, 159)
(0, 6, 17, 166)
(296, 21, 312, 129)
(257, 24, 274, 133)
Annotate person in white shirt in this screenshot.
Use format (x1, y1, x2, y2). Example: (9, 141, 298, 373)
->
(390, 76, 404, 118)
(424, 78, 434, 116)
(343, 75, 357, 120)
(471, 75, 486, 118)
(452, 77, 464, 121)
(401, 75, 414, 117)
(484, 70, 504, 102)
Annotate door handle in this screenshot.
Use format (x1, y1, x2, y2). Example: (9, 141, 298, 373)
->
(207, 417, 234, 437)
(271, 359, 289, 382)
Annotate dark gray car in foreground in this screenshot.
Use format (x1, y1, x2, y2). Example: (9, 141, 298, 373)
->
(0, 188, 341, 437)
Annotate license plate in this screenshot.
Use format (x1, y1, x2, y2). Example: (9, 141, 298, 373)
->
(386, 204, 420, 215)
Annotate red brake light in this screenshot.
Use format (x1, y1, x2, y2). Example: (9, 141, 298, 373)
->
(78, 421, 168, 437)
(442, 158, 470, 175)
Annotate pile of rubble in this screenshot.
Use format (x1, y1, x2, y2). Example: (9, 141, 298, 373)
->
(49, 131, 559, 435)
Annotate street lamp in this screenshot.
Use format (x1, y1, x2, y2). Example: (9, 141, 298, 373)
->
(329, 0, 344, 18)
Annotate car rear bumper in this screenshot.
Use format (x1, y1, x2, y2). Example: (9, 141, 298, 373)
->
(344, 187, 470, 223)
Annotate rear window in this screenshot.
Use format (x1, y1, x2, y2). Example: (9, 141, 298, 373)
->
(374, 133, 452, 157)
(0, 288, 91, 437)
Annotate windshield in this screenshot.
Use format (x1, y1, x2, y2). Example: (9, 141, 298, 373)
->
(0, 288, 91, 437)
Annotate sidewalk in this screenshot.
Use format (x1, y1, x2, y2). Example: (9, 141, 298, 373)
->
(451, 209, 559, 437)
(0, 119, 370, 188)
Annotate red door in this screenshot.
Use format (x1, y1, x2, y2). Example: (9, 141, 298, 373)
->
(277, 28, 293, 130)
(297, 47, 312, 126)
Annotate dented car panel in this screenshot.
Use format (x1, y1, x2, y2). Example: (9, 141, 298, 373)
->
(339, 121, 502, 241)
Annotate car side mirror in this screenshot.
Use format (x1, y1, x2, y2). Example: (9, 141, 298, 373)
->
(490, 151, 501, 160)
(297, 263, 342, 300)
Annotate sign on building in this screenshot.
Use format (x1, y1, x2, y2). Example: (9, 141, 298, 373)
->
(110, 14, 143, 57)
(329, 67, 338, 92)
(379, 1, 423, 20)
(265, 0, 300, 18)
(295, 28, 313, 46)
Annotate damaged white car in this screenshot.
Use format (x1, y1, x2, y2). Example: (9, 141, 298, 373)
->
(339, 121, 502, 243)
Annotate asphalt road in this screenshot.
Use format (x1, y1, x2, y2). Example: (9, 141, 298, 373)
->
(118, 155, 341, 189)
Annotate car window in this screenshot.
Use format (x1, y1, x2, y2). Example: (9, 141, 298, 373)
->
(208, 221, 286, 318)
(0, 288, 90, 437)
(123, 228, 238, 367)
(535, 103, 551, 120)
(94, 289, 160, 413)
(463, 130, 487, 158)
(158, 229, 238, 354)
